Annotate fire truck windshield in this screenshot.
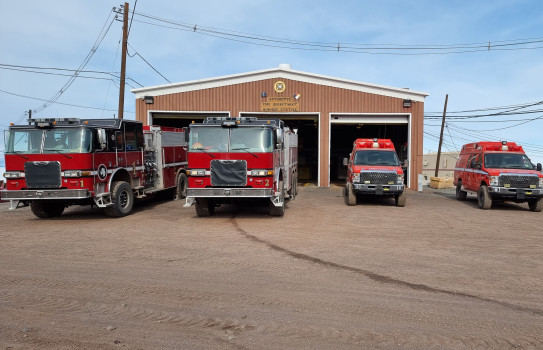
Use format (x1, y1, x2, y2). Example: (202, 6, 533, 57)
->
(354, 150, 399, 166)
(189, 127, 273, 153)
(5, 128, 92, 154)
(484, 153, 534, 170)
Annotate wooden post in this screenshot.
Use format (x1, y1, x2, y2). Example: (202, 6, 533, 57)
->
(118, 2, 129, 119)
(435, 94, 448, 177)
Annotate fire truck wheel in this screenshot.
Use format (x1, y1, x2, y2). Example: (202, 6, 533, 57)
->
(456, 181, 467, 200)
(528, 198, 543, 212)
(30, 200, 65, 218)
(477, 184, 492, 210)
(195, 198, 215, 217)
(395, 191, 406, 207)
(104, 181, 134, 217)
(175, 173, 188, 200)
(345, 183, 356, 206)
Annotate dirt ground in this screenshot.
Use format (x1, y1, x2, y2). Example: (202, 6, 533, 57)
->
(1, 185, 543, 350)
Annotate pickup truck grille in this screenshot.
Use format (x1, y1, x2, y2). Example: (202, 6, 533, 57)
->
(498, 174, 538, 189)
(358, 171, 397, 185)
(210, 159, 247, 187)
(25, 161, 62, 189)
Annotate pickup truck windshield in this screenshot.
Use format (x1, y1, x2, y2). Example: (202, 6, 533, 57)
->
(189, 127, 273, 153)
(5, 128, 92, 154)
(354, 150, 399, 166)
(484, 153, 534, 170)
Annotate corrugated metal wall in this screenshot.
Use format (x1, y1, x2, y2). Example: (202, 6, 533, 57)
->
(135, 78, 424, 189)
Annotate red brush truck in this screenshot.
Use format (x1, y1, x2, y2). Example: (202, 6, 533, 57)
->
(454, 141, 543, 211)
(344, 138, 406, 207)
(1, 118, 188, 218)
(184, 117, 298, 216)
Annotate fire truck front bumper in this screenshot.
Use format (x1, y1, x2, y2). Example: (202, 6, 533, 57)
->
(184, 188, 275, 207)
(352, 183, 404, 196)
(0, 189, 91, 200)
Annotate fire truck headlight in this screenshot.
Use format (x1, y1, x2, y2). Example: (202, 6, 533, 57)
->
(251, 170, 273, 176)
(539, 177, 543, 188)
(352, 173, 360, 183)
(64, 170, 82, 177)
(397, 174, 404, 184)
(490, 176, 499, 186)
(189, 169, 206, 176)
(4, 171, 22, 179)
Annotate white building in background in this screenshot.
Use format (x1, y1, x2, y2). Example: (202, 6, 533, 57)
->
(421, 151, 460, 185)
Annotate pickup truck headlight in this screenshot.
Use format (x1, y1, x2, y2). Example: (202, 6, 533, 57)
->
(397, 174, 404, 184)
(352, 173, 360, 183)
(490, 176, 499, 186)
(539, 177, 543, 188)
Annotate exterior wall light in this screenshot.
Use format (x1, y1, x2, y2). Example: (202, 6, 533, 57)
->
(143, 95, 154, 104)
(403, 99, 412, 108)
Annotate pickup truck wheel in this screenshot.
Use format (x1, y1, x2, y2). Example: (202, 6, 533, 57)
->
(104, 181, 134, 217)
(528, 198, 543, 212)
(195, 198, 215, 217)
(345, 183, 356, 206)
(395, 191, 406, 207)
(456, 181, 467, 200)
(175, 173, 188, 200)
(477, 184, 492, 210)
(30, 200, 65, 218)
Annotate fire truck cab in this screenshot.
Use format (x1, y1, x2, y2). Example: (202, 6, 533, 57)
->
(454, 141, 543, 211)
(2, 118, 188, 218)
(184, 117, 298, 216)
(344, 138, 406, 207)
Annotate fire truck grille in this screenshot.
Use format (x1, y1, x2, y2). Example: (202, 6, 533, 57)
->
(358, 171, 397, 185)
(498, 174, 538, 188)
(25, 161, 62, 189)
(210, 159, 247, 187)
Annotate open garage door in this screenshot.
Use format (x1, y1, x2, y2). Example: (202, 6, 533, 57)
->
(242, 113, 320, 184)
(329, 114, 410, 187)
(149, 111, 230, 128)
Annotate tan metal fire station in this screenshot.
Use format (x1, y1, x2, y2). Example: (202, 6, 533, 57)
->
(132, 64, 428, 189)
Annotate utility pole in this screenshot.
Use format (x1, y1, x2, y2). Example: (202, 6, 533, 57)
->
(118, 2, 129, 120)
(435, 94, 448, 177)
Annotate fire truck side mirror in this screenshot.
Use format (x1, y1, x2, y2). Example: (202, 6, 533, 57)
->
(276, 129, 283, 148)
(537, 163, 542, 172)
(402, 160, 409, 168)
(97, 129, 107, 149)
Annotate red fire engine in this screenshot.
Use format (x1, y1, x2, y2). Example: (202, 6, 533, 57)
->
(184, 117, 298, 216)
(454, 141, 543, 211)
(344, 138, 406, 206)
(1, 118, 188, 218)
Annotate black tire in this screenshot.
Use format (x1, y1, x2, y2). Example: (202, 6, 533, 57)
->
(528, 198, 543, 212)
(104, 181, 134, 217)
(269, 179, 285, 216)
(195, 198, 215, 217)
(30, 200, 65, 218)
(345, 182, 356, 206)
(395, 191, 406, 207)
(456, 181, 467, 201)
(175, 173, 188, 200)
(477, 184, 492, 210)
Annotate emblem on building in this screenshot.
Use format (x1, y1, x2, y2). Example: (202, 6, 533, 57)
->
(274, 81, 286, 93)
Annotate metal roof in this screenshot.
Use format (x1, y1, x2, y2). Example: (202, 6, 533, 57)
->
(132, 64, 429, 102)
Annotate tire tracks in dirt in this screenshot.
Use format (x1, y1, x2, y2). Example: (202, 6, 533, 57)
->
(229, 216, 543, 318)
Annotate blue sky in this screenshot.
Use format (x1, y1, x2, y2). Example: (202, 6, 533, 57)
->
(1, 0, 543, 169)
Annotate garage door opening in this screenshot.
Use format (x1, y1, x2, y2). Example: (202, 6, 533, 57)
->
(330, 122, 408, 185)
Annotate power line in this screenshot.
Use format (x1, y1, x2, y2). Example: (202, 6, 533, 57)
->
(127, 43, 171, 83)
(129, 10, 543, 55)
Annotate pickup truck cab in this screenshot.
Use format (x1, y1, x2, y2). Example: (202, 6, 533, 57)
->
(344, 138, 405, 206)
(454, 141, 543, 211)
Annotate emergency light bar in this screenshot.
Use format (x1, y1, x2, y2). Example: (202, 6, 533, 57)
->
(29, 118, 80, 127)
